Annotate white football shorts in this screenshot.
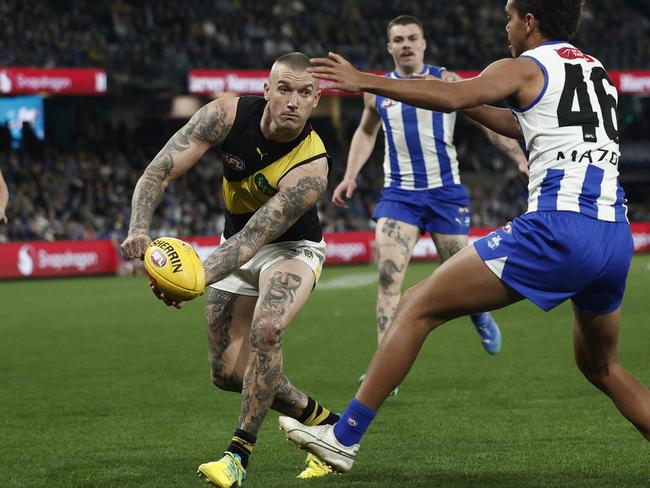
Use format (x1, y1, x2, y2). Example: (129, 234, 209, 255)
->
(209, 238, 326, 296)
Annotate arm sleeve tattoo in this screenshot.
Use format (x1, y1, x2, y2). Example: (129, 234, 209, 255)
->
(127, 102, 233, 235)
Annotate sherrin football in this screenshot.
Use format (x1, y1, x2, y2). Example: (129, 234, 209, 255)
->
(144, 237, 205, 302)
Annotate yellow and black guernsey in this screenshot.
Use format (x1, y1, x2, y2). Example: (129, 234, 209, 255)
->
(220, 96, 328, 243)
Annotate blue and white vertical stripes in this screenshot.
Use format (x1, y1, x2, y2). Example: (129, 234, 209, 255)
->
(375, 65, 460, 190)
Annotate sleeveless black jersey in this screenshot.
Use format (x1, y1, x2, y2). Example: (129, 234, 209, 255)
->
(219, 96, 327, 242)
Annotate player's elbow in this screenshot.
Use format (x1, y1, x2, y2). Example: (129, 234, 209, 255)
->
(444, 97, 475, 113)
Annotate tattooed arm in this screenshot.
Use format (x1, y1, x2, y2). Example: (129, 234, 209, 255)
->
(203, 157, 328, 285)
(479, 126, 529, 179)
(121, 97, 237, 259)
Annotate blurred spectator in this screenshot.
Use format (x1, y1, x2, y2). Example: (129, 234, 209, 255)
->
(0, 1, 648, 241)
(0, 108, 647, 243)
(1, 0, 647, 90)
(0, 122, 11, 153)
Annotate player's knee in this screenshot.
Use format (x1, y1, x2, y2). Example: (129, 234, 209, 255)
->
(399, 286, 445, 330)
(210, 361, 241, 392)
(576, 357, 614, 388)
(250, 318, 284, 349)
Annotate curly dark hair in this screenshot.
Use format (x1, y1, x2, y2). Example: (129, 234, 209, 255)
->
(512, 0, 584, 40)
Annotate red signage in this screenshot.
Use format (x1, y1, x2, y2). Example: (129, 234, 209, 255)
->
(0, 222, 648, 280)
(0, 68, 107, 95)
(609, 71, 650, 95)
(188, 69, 363, 97)
(0, 240, 118, 279)
(188, 70, 649, 96)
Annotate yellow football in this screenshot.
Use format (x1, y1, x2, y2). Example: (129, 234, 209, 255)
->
(144, 237, 205, 302)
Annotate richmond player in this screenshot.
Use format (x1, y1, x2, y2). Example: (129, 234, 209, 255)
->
(121, 52, 339, 487)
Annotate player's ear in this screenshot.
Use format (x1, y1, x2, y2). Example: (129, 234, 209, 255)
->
(525, 13, 536, 34)
(263, 82, 270, 101)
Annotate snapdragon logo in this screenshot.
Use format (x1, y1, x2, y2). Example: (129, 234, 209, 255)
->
(17, 245, 99, 275)
(18, 245, 35, 276)
(0, 71, 12, 94)
(325, 242, 367, 262)
(38, 250, 98, 270)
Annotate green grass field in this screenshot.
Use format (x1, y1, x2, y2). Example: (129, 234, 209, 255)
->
(2, 257, 650, 488)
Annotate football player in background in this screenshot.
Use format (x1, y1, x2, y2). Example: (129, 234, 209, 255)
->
(121, 52, 338, 487)
(281, 0, 650, 473)
(331, 15, 528, 377)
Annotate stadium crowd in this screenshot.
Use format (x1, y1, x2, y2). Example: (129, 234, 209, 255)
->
(1, 0, 648, 88)
(1, 0, 649, 242)
(1, 107, 649, 243)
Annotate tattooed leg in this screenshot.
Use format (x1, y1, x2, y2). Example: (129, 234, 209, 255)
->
(237, 260, 315, 436)
(206, 287, 309, 418)
(431, 233, 469, 263)
(375, 218, 420, 345)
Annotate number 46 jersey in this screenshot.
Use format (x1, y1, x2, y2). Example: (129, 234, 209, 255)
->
(512, 41, 627, 223)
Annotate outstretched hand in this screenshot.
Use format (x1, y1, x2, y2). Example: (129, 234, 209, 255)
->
(309, 52, 363, 93)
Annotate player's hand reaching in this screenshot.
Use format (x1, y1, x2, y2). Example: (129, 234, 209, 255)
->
(309, 52, 363, 92)
(120, 232, 152, 260)
(332, 179, 357, 208)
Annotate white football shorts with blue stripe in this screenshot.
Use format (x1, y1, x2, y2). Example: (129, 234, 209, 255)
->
(474, 211, 633, 313)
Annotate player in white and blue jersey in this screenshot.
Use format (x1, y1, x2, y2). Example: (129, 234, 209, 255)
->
(332, 15, 528, 362)
(282, 0, 650, 471)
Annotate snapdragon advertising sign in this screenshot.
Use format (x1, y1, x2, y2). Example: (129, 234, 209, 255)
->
(188, 70, 650, 96)
(0, 223, 648, 280)
(0, 68, 107, 95)
(0, 240, 118, 279)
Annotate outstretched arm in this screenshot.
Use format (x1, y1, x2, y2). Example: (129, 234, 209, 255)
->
(310, 53, 538, 113)
(203, 157, 328, 285)
(121, 97, 237, 259)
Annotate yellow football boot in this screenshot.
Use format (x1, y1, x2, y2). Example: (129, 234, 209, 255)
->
(297, 453, 334, 479)
(197, 452, 247, 487)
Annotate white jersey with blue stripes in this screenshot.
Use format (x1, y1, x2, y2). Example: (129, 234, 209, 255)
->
(513, 41, 627, 223)
(375, 65, 461, 190)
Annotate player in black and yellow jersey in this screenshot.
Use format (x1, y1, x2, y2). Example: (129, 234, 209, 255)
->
(121, 52, 336, 486)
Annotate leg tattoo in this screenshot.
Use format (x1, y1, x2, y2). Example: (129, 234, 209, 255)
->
(238, 271, 303, 435)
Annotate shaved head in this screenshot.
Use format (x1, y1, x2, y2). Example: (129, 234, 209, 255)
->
(263, 51, 321, 138)
(270, 52, 315, 84)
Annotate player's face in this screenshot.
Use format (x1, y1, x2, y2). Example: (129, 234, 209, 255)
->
(387, 23, 426, 72)
(264, 67, 320, 131)
(505, 1, 526, 57)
